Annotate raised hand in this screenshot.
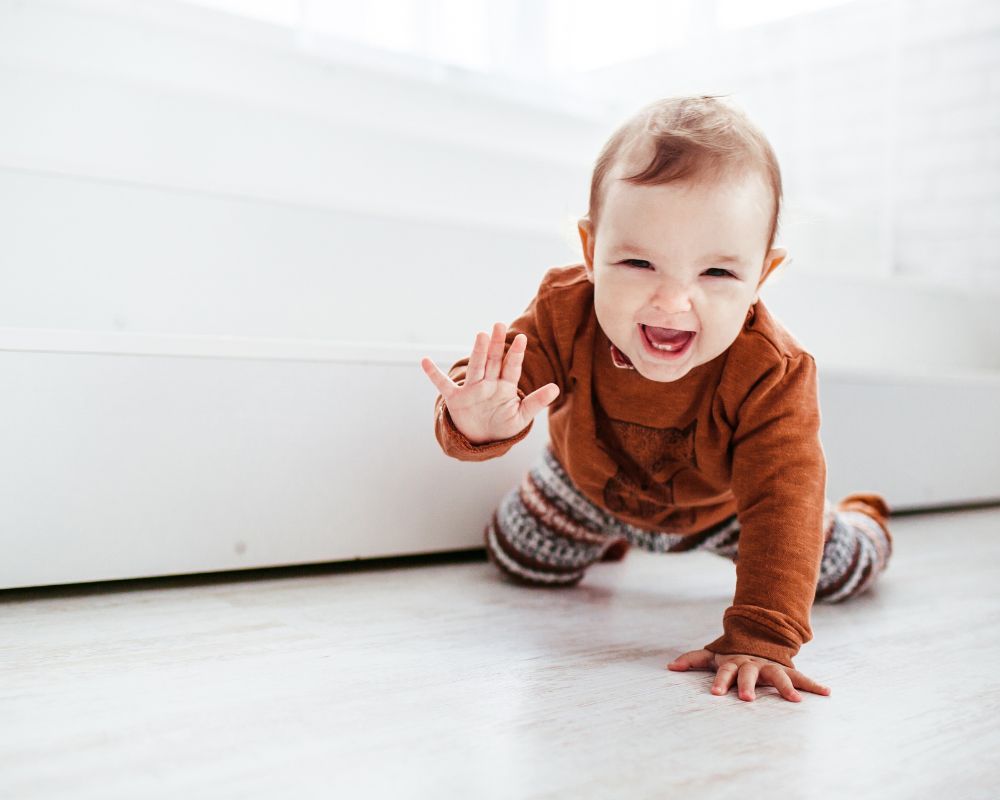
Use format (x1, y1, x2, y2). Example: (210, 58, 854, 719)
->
(420, 322, 560, 445)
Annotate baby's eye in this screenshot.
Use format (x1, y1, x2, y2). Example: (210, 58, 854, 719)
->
(620, 260, 734, 277)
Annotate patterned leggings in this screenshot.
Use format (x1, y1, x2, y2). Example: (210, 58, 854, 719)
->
(484, 446, 893, 603)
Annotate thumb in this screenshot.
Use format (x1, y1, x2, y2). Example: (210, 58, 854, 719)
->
(666, 649, 716, 671)
(518, 383, 560, 423)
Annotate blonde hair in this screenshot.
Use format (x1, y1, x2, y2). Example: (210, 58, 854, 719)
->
(586, 94, 783, 254)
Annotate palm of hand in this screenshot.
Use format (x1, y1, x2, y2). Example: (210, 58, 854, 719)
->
(446, 371, 520, 427)
(420, 321, 560, 445)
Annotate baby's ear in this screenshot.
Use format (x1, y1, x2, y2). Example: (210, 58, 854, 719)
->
(759, 247, 787, 283)
(578, 217, 596, 282)
(753, 247, 787, 302)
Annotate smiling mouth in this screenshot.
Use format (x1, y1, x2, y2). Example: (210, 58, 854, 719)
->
(640, 324, 695, 353)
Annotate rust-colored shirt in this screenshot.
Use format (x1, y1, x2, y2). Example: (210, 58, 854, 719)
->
(433, 264, 827, 668)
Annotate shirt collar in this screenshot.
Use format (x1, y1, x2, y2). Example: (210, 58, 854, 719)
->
(609, 342, 636, 370)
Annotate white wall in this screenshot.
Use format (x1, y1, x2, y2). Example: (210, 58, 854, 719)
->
(0, 0, 608, 346)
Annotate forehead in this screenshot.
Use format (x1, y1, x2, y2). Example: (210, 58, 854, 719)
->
(600, 167, 772, 255)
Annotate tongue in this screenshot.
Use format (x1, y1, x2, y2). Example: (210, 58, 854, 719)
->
(645, 326, 692, 345)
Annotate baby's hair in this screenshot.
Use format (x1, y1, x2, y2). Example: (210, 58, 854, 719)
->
(586, 94, 783, 254)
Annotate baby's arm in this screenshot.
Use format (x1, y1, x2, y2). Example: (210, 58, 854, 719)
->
(667, 354, 829, 702)
(704, 353, 827, 668)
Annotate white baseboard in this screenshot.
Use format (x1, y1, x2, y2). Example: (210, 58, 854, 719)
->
(2, 331, 997, 590)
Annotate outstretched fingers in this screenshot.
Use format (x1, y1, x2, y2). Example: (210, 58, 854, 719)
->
(419, 357, 457, 400)
(465, 330, 490, 383)
(666, 649, 716, 671)
(482, 322, 508, 381)
(737, 663, 762, 701)
(499, 333, 526, 385)
(758, 665, 802, 702)
(787, 669, 831, 696)
(519, 383, 560, 422)
(711, 663, 739, 695)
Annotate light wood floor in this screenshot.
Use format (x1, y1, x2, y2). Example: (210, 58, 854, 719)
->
(2, 506, 999, 799)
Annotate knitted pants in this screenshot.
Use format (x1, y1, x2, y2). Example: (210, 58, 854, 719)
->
(484, 445, 893, 603)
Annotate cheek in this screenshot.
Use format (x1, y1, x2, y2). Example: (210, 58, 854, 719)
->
(592, 293, 617, 329)
(593, 281, 625, 311)
(702, 284, 754, 311)
(709, 308, 751, 346)
(596, 275, 641, 305)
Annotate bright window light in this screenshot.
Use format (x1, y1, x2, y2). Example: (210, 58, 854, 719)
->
(171, 0, 863, 77)
(545, 0, 691, 73)
(184, 0, 300, 26)
(718, 0, 859, 29)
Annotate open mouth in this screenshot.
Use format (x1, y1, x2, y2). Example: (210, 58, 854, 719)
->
(639, 324, 695, 360)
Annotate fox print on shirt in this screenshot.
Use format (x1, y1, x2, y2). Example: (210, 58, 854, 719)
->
(594, 406, 699, 530)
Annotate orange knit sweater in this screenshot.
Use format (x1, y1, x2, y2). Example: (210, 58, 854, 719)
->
(433, 264, 827, 668)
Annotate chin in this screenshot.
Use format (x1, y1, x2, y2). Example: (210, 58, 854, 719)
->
(636, 363, 695, 383)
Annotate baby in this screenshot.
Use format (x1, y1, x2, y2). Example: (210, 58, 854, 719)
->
(420, 94, 893, 703)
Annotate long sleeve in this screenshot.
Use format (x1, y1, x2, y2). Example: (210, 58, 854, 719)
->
(703, 353, 827, 669)
(433, 276, 566, 462)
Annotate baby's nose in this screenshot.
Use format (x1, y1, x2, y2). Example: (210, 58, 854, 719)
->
(650, 278, 693, 313)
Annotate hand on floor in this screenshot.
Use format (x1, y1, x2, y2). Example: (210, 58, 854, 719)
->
(666, 648, 831, 702)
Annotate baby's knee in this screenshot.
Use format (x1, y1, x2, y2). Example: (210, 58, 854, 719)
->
(483, 514, 588, 588)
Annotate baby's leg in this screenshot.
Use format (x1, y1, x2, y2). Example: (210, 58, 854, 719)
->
(483, 446, 628, 587)
(691, 495, 893, 603)
(815, 493, 894, 603)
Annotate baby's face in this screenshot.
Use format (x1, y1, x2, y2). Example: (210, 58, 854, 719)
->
(579, 169, 785, 383)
